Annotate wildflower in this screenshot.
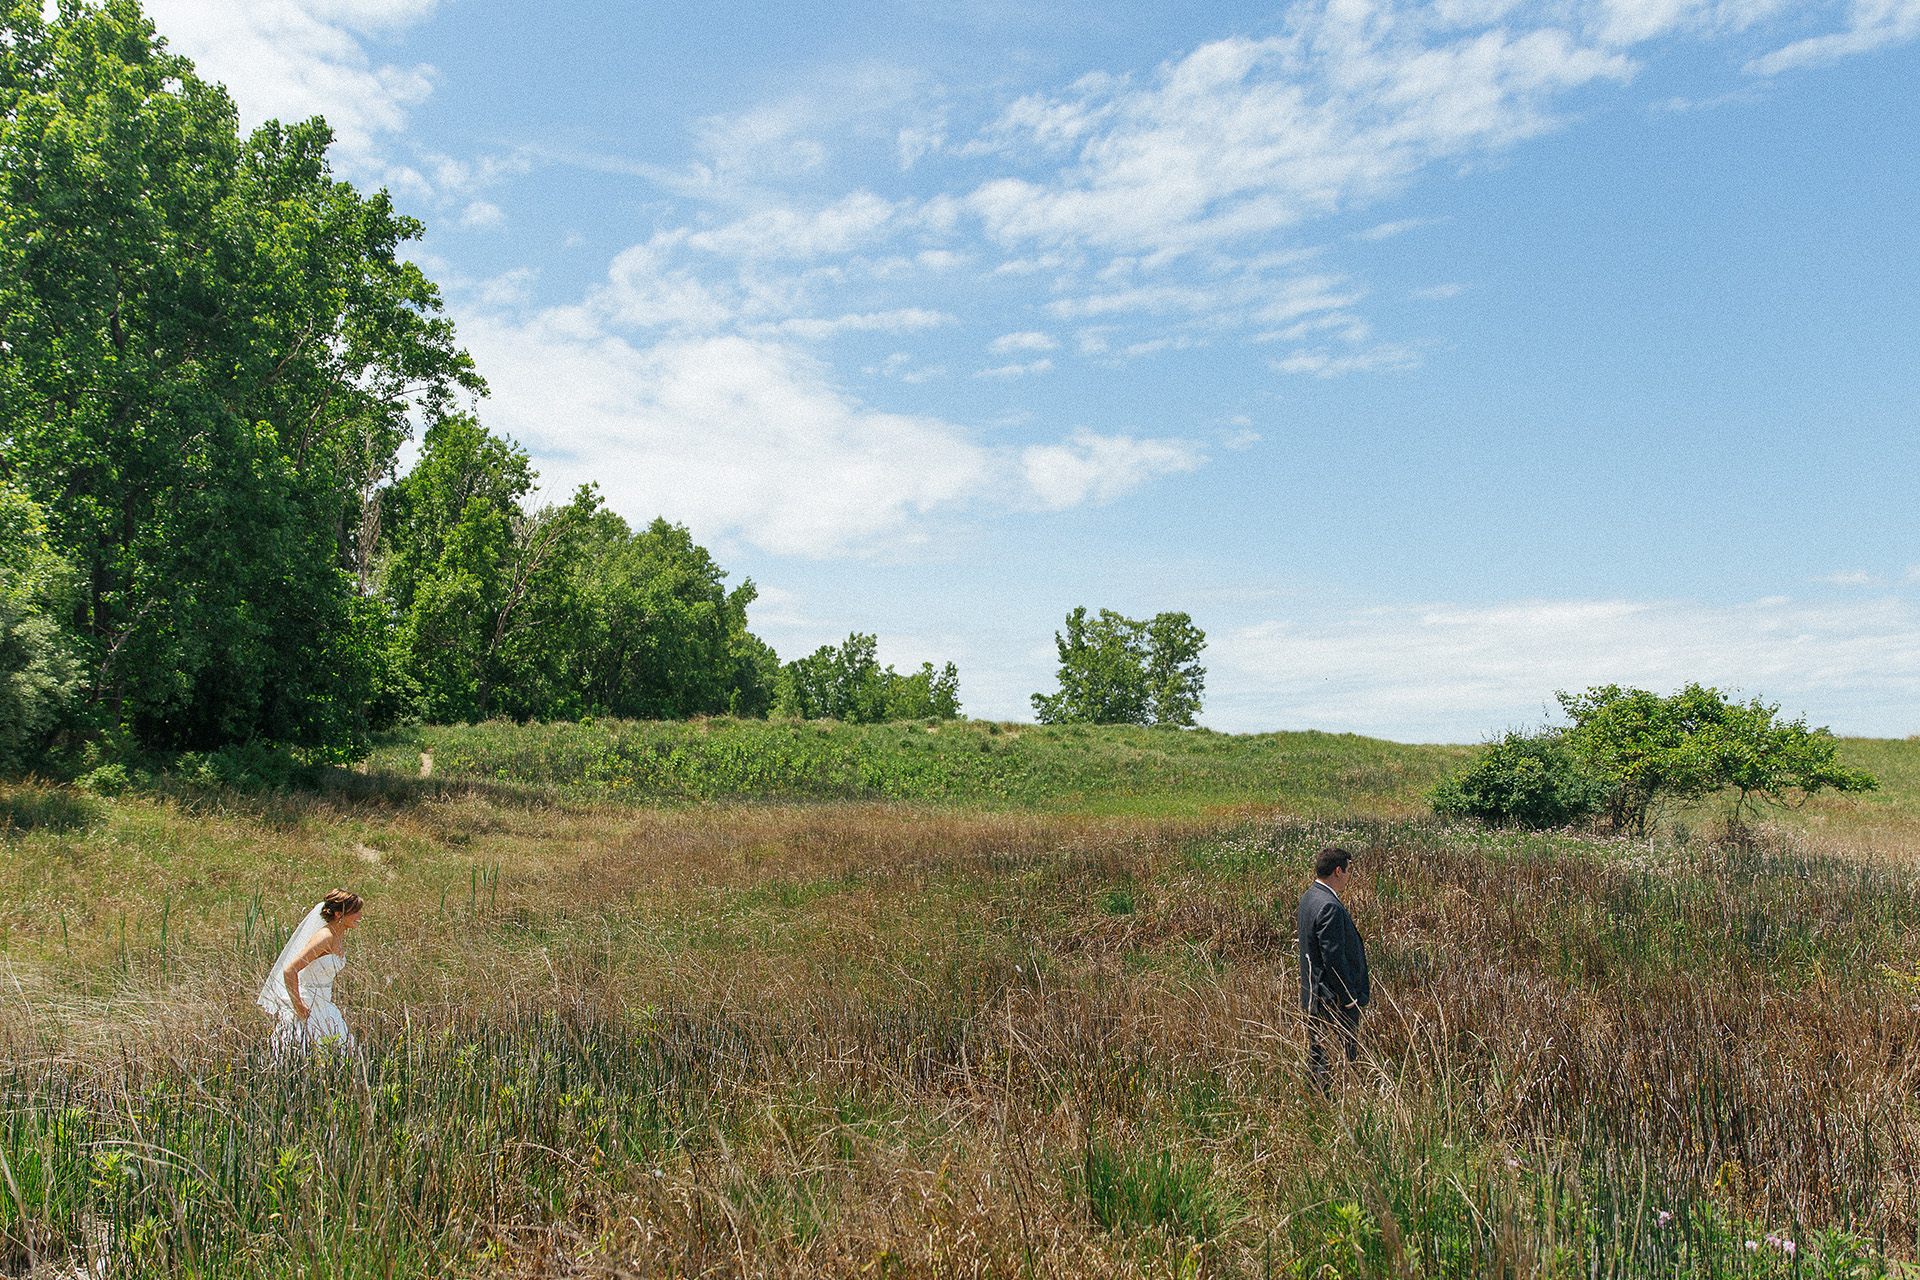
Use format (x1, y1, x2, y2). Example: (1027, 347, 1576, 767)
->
(1655, 1210, 1673, 1228)
(1745, 1241, 1760, 1252)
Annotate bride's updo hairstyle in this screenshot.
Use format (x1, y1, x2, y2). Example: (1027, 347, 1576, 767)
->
(319, 890, 364, 923)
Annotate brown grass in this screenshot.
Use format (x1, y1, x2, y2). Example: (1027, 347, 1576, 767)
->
(0, 779, 1917, 1277)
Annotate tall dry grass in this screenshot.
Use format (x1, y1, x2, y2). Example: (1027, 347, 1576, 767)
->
(0, 780, 1913, 1277)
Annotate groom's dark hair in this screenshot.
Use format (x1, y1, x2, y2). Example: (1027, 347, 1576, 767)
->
(320, 889, 364, 922)
(1314, 847, 1353, 880)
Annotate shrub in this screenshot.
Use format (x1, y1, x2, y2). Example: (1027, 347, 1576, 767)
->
(1430, 730, 1606, 828)
(174, 743, 324, 791)
(1558, 683, 1877, 835)
(76, 763, 130, 797)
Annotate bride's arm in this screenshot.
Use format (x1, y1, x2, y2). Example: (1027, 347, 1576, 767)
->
(282, 929, 334, 1021)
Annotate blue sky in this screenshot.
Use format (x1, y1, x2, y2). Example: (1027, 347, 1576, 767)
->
(148, 0, 1920, 739)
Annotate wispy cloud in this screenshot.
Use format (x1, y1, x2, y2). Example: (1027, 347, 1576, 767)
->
(1352, 217, 1434, 241)
(1272, 343, 1422, 376)
(684, 192, 901, 260)
(974, 358, 1054, 379)
(477, 267, 537, 307)
(772, 309, 954, 340)
(1745, 0, 1920, 74)
(989, 331, 1059, 354)
(965, 23, 1634, 258)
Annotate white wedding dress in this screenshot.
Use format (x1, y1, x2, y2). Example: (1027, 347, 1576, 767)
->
(259, 904, 357, 1056)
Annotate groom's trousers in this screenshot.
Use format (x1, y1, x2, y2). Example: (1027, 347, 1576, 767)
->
(1307, 1001, 1360, 1093)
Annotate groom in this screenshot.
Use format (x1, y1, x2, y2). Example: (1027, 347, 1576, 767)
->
(1297, 846, 1370, 1092)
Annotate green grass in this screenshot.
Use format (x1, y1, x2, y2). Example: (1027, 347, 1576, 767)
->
(1822, 736, 1920, 826)
(373, 716, 1471, 815)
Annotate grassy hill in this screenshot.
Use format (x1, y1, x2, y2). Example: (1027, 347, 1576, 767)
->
(370, 717, 1474, 815)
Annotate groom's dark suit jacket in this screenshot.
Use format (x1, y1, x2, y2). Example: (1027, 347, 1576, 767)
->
(1297, 881, 1369, 1013)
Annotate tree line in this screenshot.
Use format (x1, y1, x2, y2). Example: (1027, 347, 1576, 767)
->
(0, 1, 979, 772)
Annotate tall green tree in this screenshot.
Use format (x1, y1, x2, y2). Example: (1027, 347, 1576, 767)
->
(1031, 607, 1206, 726)
(379, 416, 592, 724)
(379, 436, 778, 727)
(565, 512, 776, 720)
(0, 0, 479, 756)
(0, 485, 80, 769)
(775, 633, 960, 723)
(1143, 611, 1208, 727)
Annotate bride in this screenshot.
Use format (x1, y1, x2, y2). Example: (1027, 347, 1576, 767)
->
(257, 890, 364, 1055)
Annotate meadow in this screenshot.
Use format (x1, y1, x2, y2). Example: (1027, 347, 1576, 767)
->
(0, 723, 1915, 1277)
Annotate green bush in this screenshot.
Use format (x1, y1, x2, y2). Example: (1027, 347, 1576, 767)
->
(1558, 683, 1876, 835)
(76, 763, 130, 797)
(1430, 730, 1606, 828)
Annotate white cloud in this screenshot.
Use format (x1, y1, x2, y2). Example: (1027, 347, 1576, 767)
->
(992, 254, 1074, 276)
(1413, 282, 1466, 299)
(461, 315, 995, 557)
(1045, 284, 1232, 319)
(146, 0, 440, 169)
(1351, 217, 1433, 240)
(459, 201, 504, 229)
(867, 352, 948, 382)
(989, 331, 1059, 354)
(1124, 335, 1206, 356)
(1585, 0, 1782, 48)
(687, 97, 832, 188)
(1272, 343, 1422, 376)
(897, 125, 946, 169)
(773, 309, 954, 339)
(684, 192, 900, 260)
(1814, 569, 1882, 586)
(1019, 429, 1205, 509)
(975, 358, 1054, 379)
(477, 267, 537, 307)
(458, 301, 1206, 555)
(966, 23, 1633, 258)
(594, 233, 736, 331)
(1210, 593, 1920, 739)
(1745, 0, 1920, 73)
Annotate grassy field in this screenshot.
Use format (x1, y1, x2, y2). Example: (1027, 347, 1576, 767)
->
(0, 725, 1916, 1277)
